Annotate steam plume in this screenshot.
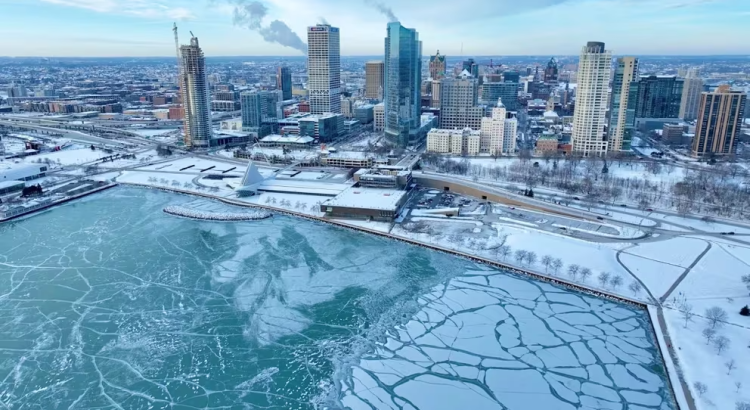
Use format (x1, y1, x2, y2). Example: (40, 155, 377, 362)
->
(363, 0, 398, 22)
(318, 17, 329, 25)
(230, 0, 307, 54)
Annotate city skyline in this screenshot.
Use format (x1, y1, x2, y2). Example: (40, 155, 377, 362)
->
(0, 0, 748, 57)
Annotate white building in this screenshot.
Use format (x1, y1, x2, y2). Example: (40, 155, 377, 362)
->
(374, 103, 385, 132)
(307, 24, 341, 115)
(426, 128, 480, 155)
(680, 68, 703, 121)
(0, 164, 49, 183)
(480, 98, 507, 155)
(571, 41, 612, 156)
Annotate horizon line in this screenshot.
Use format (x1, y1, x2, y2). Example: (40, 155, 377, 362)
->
(2, 54, 750, 59)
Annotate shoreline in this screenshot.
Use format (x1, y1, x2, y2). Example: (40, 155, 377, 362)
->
(0, 183, 118, 223)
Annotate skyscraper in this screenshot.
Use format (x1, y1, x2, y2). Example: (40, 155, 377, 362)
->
(462, 58, 480, 82)
(241, 90, 281, 137)
(571, 41, 612, 156)
(429, 50, 446, 80)
(691, 86, 747, 158)
(384, 21, 422, 147)
(631, 75, 684, 119)
(307, 24, 341, 115)
(608, 57, 639, 151)
(276, 66, 292, 101)
(180, 35, 212, 148)
(544, 58, 559, 83)
(439, 72, 483, 130)
(679, 68, 703, 121)
(365, 60, 384, 100)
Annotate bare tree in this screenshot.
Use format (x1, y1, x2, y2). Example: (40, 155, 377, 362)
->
(726, 358, 736, 375)
(735, 382, 742, 394)
(525, 251, 537, 267)
(580, 267, 592, 283)
(693, 381, 708, 397)
(713, 335, 730, 354)
(702, 327, 717, 345)
(628, 281, 642, 297)
(499, 245, 512, 261)
(610, 275, 623, 290)
(598, 272, 610, 288)
(541, 255, 553, 272)
(566, 264, 579, 281)
(679, 302, 694, 328)
(514, 250, 527, 265)
(737, 402, 750, 410)
(551, 258, 563, 275)
(705, 306, 728, 329)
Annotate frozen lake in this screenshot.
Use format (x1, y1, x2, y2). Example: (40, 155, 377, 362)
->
(0, 188, 675, 409)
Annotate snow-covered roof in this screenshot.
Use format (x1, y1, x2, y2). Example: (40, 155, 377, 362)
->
(323, 187, 406, 211)
(258, 179, 351, 197)
(260, 135, 314, 144)
(543, 110, 559, 118)
(0, 163, 48, 182)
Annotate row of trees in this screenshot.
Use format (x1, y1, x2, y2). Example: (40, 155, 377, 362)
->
(422, 153, 750, 220)
(402, 222, 642, 297)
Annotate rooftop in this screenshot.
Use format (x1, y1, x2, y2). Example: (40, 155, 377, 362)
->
(260, 135, 314, 144)
(323, 187, 406, 211)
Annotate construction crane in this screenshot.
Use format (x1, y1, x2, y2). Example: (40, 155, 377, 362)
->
(173, 23, 182, 77)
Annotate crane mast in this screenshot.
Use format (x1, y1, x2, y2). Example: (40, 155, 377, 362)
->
(173, 23, 182, 82)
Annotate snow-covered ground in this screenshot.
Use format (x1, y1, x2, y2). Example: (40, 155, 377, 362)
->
(664, 310, 750, 410)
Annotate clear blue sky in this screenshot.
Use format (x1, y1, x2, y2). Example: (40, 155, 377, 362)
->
(0, 0, 747, 57)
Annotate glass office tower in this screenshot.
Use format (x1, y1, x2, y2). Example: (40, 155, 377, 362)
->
(384, 22, 422, 147)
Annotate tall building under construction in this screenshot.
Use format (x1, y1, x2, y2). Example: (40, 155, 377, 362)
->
(179, 35, 212, 148)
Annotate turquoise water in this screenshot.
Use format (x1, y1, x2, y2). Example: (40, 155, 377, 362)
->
(0, 188, 675, 410)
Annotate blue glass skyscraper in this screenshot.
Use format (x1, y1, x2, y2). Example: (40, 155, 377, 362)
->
(384, 22, 422, 147)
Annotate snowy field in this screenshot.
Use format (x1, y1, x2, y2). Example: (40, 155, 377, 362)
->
(623, 238, 708, 268)
(664, 310, 750, 410)
(618, 254, 684, 299)
(342, 269, 676, 410)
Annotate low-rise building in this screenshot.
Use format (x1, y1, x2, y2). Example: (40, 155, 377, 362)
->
(0, 164, 48, 183)
(535, 134, 559, 155)
(426, 128, 480, 155)
(320, 186, 408, 222)
(257, 135, 315, 148)
(354, 168, 412, 189)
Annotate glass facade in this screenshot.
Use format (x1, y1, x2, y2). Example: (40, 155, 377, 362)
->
(240, 91, 280, 137)
(482, 82, 519, 111)
(384, 22, 422, 147)
(632, 75, 684, 119)
(609, 57, 639, 151)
